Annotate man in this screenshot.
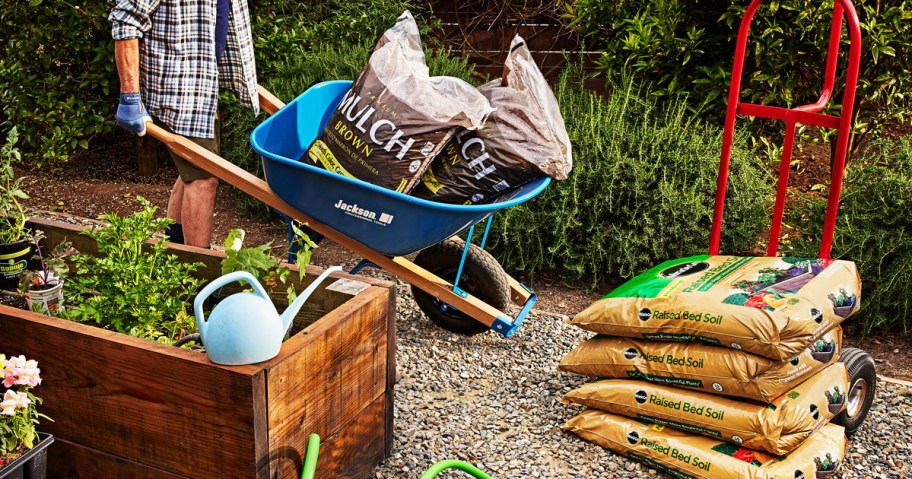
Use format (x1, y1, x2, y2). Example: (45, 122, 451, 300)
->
(110, 0, 259, 247)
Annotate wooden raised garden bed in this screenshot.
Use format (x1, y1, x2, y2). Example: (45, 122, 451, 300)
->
(0, 217, 396, 479)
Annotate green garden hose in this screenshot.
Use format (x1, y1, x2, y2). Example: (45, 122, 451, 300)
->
(300, 434, 320, 479)
(299, 434, 491, 479)
(418, 460, 492, 479)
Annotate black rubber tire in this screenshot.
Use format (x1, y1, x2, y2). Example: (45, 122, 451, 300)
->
(833, 347, 877, 436)
(412, 237, 511, 335)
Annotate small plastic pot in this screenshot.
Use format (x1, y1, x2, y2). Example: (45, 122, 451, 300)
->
(0, 240, 31, 292)
(0, 432, 54, 479)
(24, 279, 64, 315)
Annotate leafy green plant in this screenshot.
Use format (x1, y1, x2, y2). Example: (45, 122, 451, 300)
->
(18, 230, 78, 292)
(785, 135, 912, 335)
(487, 71, 773, 288)
(0, 128, 29, 245)
(0, 0, 115, 163)
(61, 197, 204, 343)
(220, 223, 317, 304)
(566, 0, 912, 147)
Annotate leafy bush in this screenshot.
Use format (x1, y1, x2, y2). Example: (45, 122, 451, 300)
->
(0, 0, 115, 163)
(486, 72, 773, 288)
(61, 197, 204, 343)
(567, 0, 912, 142)
(0, 128, 30, 244)
(785, 136, 912, 335)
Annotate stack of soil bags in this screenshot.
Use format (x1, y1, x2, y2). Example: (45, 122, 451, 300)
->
(304, 12, 572, 201)
(559, 255, 861, 478)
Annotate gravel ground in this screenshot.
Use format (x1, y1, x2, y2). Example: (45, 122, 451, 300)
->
(364, 275, 911, 479)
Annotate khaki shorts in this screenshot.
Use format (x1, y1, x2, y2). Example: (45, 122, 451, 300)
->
(156, 114, 220, 183)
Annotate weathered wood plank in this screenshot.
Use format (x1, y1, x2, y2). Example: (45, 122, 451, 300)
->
(266, 287, 391, 479)
(0, 306, 263, 479)
(314, 396, 390, 479)
(50, 437, 187, 479)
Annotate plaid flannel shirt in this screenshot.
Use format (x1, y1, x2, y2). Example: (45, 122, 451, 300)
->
(110, 0, 259, 139)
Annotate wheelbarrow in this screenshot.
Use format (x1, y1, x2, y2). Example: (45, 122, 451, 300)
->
(299, 434, 492, 479)
(146, 82, 544, 337)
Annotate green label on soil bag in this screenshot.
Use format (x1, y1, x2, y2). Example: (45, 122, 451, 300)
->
(628, 452, 699, 479)
(641, 333, 722, 345)
(636, 414, 723, 438)
(627, 370, 704, 388)
(605, 255, 712, 299)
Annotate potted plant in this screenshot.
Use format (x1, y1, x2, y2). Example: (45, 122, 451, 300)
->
(0, 354, 53, 477)
(814, 452, 839, 478)
(824, 386, 846, 415)
(0, 128, 32, 291)
(17, 231, 77, 315)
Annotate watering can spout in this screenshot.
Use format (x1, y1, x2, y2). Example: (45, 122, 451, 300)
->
(280, 266, 344, 333)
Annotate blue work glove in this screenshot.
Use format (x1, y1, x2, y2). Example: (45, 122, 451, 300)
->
(116, 92, 152, 136)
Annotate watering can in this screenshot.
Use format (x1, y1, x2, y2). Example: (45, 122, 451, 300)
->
(193, 266, 343, 365)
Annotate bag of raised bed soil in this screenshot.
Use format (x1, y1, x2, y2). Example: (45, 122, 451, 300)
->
(569, 255, 860, 360)
(564, 410, 846, 479)
(304, 11, 493, 193)
(411, 36, 572, 204)
(558, 327, 842, 403)
(562, 362, 849, 455)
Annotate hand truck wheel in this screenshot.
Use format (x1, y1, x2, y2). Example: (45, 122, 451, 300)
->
(833, 347, 877, 435)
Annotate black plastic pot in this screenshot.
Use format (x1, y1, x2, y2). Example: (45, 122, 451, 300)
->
(0, 239, 31, 291)
(0, 433, 53, 479)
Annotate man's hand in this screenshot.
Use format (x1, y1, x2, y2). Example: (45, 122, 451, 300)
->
(116, 92, 152, 136)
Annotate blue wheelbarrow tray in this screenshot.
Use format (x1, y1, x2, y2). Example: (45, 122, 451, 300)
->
(250, 80, 550, 257)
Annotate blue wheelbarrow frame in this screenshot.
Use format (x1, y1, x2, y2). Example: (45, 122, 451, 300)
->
(145, 82, 543, 337)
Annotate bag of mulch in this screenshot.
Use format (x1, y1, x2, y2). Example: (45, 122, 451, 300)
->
(562, 362, 848, 455)
(569, 255, 860, 360)
(304, 11, 493, 193)
(564, 410, 846, 479)
(411, 36, 572, 204)
(558, 327, 842, 403)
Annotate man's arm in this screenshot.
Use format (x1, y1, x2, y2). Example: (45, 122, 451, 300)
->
(110, 0, 159, 135)
(114, 39, 141, 93)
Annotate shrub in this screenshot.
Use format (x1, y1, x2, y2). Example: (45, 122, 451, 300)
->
(0, 0, 115, 163)
(567, 0, 912, 143)
(784, 136, 912, 335)
(486, 72, 773, 288)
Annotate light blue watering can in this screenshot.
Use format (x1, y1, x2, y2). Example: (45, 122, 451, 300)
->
(193, 266, 343, 365)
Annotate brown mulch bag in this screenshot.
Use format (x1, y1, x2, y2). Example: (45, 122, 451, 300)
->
(411, 35, 572, 204)
(558, 327, 842, 402)
(564, 410, 846, 479)
(569, 255, 861, 360)
(305, 11, 493, 193)
(562, 362, 849, 455)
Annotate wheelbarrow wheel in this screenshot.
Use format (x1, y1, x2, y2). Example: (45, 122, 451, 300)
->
(833, 347, 876, 436)
(412, 237, 511, 335)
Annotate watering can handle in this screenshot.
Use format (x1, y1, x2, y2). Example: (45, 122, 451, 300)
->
(193, 271, 271, 336)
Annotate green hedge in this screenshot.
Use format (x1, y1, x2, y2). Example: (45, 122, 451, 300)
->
(567, 0, 912, 142)
(0, 0, 116, 163)
(486, 73, 774, 288)
(785, 137, 912, 335)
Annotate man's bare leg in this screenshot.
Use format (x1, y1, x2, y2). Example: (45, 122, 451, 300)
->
(167, 176, 184, 223)
(180, 177, 218, 248)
